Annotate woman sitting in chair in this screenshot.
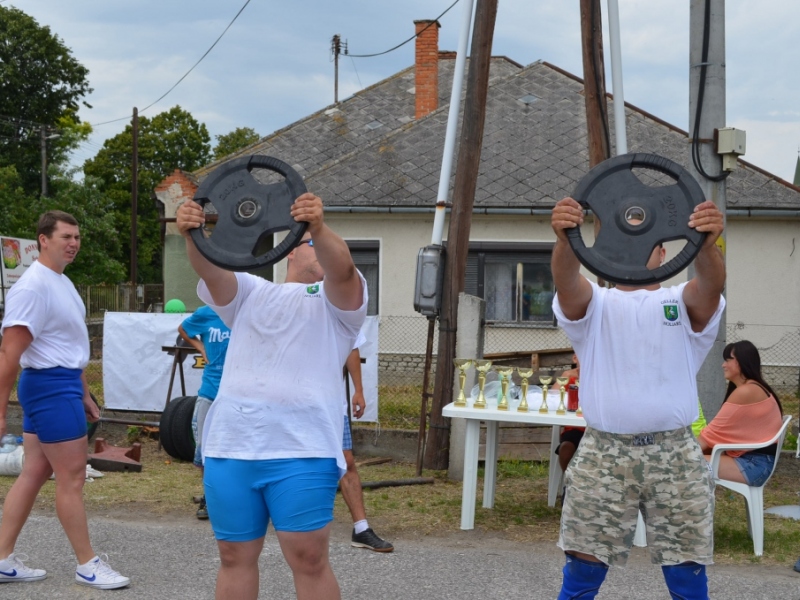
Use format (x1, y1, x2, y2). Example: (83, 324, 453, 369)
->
(697, 340, 784, 486)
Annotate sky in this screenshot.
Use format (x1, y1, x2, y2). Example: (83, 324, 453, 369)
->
(6, 0, 800, 182)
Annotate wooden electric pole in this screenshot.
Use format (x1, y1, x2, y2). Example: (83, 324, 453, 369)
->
(580, 0, 610, 168)
(424, 0, 499, 470)
(131, 107, 139, 299)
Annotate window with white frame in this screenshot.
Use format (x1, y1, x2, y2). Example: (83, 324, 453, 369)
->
(464, 242, 555, 324)
(347, 241, 379, 316)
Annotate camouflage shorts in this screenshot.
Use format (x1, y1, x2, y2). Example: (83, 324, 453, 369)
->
(558, 426, 714, 567)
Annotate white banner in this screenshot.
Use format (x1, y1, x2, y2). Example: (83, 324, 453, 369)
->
(103, 312, 204, 411)
(1, 236, 39, 306)
(348, 316, 379, 423)
(103, 312, 381, 417)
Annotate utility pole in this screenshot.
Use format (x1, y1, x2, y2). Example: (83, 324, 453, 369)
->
(424, 0, 499, 470)
(579, 0, 610, 168)
(40, 126, 61, 197)
(331, 34, 346, 104)
(131, 107, 139, 300)
(688, 0, 727, 420)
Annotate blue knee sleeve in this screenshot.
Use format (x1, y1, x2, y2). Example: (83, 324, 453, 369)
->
(557, 553, 609, 600)
(661, 563, 708, 600)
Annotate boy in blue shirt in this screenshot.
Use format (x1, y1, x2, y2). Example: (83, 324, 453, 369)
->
(179, 305, 231, 519)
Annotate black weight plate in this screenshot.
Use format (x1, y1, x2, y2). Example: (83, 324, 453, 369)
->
(190, 155, 308, 271)
(566, 153, 707, 285)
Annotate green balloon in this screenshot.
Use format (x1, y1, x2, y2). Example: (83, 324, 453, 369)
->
(164, 299, 187, 313)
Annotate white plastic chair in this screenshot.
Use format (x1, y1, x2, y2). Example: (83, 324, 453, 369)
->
(709, 414, 792, 557)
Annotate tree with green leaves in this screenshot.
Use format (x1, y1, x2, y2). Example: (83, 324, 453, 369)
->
(84, 106, 212, 283)
(0, 165, 126, 284)
(0, 6, 92, 194)
(213, 126, 260, 161)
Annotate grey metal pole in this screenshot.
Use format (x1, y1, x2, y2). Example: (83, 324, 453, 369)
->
(688, 0, 727, 420)
(40, 126, 47, 197)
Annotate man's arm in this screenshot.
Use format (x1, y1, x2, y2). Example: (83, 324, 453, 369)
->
(682, 201, 726, 332)
(345, 348, 365, 419)
(81, 371, 100, 423)
(176, 199, 238, 307)
(0, 326, 33, 437)
(293, 193, 363, 311)
(178, 324, 208, 362)
(551, 198, 593, 321)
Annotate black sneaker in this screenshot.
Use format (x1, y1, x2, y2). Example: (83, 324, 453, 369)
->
(196, 496, 209, 520)
(351, 528, 394, 553)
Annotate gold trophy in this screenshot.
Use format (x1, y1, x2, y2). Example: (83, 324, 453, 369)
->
(538, 375, 552, 413)
(556, 376, 569, 415)
(473, 359, 493, 409)
(516, 367, 534, 412)
(495, 366, 515, 411)
(575, 381, 583, 416)
(453, 359, 473, 407)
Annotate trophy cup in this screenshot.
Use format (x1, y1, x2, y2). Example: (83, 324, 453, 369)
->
(556, 376, 569, 415)
(473, 359, 493, 409)
(495, 366, 515, 411)
(575, 382, 583, 416)
(516, 367, 534, 412)
(538, 375, 552, 413)
(453, 359, 473, 407)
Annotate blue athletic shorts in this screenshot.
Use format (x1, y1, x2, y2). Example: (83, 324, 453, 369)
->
(203, 457, 339, 541)
(18, 367, 87, 443)
(733, 452, 775, 487)
(342, 415, 352, 451)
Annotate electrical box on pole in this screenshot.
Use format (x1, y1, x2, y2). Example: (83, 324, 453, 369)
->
(413, 244, 445, 317)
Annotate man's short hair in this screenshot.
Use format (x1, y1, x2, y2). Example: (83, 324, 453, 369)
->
(36, 210, 79, 251)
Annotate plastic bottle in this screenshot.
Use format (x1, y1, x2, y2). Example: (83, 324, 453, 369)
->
(0, 433, 17, 453)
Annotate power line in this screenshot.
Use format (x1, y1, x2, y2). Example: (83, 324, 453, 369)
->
(91, 0, 253, 127)
(347, 0, 461, 58)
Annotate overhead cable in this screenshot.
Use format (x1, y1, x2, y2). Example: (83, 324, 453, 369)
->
(91, 0, 252, 127)
(347, 0, 461, 58)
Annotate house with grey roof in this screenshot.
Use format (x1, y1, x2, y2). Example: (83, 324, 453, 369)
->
(156, 19, 800, 375)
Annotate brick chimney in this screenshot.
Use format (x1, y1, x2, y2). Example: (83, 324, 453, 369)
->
(414, 19, 440, 119)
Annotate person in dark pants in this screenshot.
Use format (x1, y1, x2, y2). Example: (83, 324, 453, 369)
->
(178, 305, 231, 519)
(341, 346, 393, 552)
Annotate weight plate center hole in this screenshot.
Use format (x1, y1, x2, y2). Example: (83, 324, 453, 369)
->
(238, 199, 258, 219)
(625, 206, 646, 227)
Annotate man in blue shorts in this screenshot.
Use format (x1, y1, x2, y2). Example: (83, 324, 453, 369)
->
(178, 305, 231, 519)
(550, 197, 725, 599)
(0, 211, 129, 590)
(177, 192, 365, 600)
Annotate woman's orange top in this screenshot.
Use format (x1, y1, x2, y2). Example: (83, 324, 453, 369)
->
(698, 397, 782, 458)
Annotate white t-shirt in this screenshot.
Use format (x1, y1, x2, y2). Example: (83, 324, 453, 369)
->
(1, 260, 89, 370)
(552, 281, 724, 434)
(198, 272, 367, 476)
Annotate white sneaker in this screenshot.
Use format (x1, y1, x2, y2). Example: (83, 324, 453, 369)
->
(75, 556, 130, 589)
(0, 553, 47, 583)
(86, 465, 104, 478)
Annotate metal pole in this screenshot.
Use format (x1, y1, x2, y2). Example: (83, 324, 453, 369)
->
(688, 0, 727, 420)
(40, 126, 47, 197)
(425, 0, 498, 471)
(131, 107, 139, 298)
(430, 0, 477, 245)
(606, 0, 627, 154)
(333, 35, 340, 105)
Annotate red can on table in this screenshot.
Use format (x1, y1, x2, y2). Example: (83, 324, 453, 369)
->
(567, 384, 579, 412)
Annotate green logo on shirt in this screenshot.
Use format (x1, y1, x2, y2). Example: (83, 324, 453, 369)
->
(663, 304, 679, 321)
(306, 284, 319, 295)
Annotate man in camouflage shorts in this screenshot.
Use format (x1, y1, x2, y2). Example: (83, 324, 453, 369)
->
(549, 196, 725, 599)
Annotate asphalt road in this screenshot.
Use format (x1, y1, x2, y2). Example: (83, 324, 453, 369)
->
(0, 512, 798, 599)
